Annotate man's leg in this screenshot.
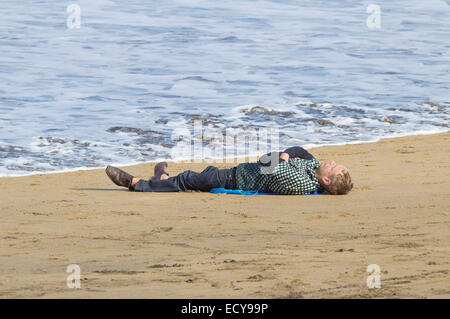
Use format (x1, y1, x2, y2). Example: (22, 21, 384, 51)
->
(105, 166, 177, 191)
(133, 166, 234, 192)
(133, 177, 183, 192)
(176, 166, 235, 191)
(134, 169, 210, 192)
(106, 165, 235, 192)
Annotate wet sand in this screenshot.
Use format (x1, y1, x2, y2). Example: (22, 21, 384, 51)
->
(0, 132, 449, 298)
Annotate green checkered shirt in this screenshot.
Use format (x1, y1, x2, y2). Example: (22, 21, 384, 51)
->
(235, 158, 322, 195)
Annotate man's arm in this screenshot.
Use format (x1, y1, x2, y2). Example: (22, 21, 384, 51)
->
(259, 146, 314, 167)
(282, 146, 314, 160)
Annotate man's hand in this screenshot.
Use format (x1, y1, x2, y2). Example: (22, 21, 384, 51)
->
(280, 152, 290, 162)
(259, 152, 289, 175)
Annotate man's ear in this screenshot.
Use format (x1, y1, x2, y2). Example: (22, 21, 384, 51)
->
(322, 176, 331, 186)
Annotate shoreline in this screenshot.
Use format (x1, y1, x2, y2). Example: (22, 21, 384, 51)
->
(1, 131, 449, 298)
(1, 129, 448, 179)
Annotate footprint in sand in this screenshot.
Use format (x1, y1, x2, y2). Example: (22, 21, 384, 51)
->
(152, 227, 173, 233)
(211, 281, 234, 288)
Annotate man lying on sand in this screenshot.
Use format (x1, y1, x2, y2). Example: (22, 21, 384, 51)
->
(105, 146, 353, 195)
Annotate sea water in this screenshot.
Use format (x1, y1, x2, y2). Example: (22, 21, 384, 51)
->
(0, 0, 449, 176)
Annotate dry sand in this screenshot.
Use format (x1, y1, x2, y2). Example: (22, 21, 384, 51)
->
(0, 132, 449, 298)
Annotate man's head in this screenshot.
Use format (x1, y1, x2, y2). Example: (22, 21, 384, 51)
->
(315, 161, 353, 195)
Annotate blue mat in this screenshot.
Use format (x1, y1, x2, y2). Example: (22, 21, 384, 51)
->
(210, 188, 325, 195)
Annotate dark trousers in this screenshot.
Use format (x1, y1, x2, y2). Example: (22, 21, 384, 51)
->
(133, 166, 236, 192)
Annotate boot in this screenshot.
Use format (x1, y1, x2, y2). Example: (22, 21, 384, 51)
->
(151, 162, 169, 181)
(105, 165, 134, 189)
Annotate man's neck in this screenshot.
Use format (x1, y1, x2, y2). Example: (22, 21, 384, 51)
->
(314, 168, 324, 187)
(314, 168, 319, 179)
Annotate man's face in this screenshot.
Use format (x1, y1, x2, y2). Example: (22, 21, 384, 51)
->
(317, 161, 348, 182)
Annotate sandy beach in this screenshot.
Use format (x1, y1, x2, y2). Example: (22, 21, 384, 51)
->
(0, 132, 449, 298)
